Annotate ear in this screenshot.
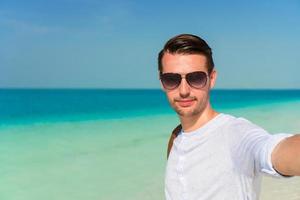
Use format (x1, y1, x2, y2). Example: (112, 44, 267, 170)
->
(158, 72, 166, 92)
(209, 70, 217, 89)
(160, 81, 166, 92)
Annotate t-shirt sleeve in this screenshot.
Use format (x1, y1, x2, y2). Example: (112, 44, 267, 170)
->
(256, 133, 294, 177)
(236, 118, 293, 178)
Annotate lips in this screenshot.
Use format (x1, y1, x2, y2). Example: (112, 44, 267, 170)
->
(176, 99, 195, 107)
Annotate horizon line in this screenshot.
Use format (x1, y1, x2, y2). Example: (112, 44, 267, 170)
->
(1, 87, 300, 90)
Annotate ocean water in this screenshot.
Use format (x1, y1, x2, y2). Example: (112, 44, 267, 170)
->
(0, 89, 300, 200)
(1, 89, 300, 125)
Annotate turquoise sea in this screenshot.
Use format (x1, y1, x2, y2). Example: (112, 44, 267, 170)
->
(1, 89, 300, 125)
(0, 89, 300, 200)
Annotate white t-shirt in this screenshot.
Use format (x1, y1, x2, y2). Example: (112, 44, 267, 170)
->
(165, 113, 293, 200)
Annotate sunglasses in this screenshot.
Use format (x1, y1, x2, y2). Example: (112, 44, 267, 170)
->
(160, 71, 208, 90)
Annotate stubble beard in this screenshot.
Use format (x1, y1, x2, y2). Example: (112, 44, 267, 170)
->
(173, 96, 208, 118)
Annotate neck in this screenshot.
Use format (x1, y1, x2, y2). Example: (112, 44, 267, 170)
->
(179, 103, 219, 133)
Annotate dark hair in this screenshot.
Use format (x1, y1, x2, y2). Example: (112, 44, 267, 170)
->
(158, 34, 214, 74)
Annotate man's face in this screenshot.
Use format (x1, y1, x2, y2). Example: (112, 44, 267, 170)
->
(160, 53, 217, 117)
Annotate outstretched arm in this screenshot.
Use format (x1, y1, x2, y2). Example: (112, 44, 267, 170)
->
(272, 134, 300, 176)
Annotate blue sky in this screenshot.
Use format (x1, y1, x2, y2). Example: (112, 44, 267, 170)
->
(0, 0, 299, 89)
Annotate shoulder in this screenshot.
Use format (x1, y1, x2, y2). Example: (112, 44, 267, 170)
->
(221, 114, 260, 130)
(220, 114, 269, 139)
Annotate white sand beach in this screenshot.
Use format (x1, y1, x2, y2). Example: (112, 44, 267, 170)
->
(261, 176, 300, 200)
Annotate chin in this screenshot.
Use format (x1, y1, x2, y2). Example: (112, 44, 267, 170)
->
(176, 108, 196, 117)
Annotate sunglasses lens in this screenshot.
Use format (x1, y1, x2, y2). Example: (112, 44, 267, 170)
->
(186, 71, 207, 88)
(160, 73, 181, 89)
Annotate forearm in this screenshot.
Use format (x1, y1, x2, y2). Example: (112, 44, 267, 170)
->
(272, 134, 300, 176)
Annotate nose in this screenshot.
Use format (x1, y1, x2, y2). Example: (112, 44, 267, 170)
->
(178, 78, 190, 98)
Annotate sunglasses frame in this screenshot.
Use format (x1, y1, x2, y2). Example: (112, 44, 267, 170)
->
(160, 71, 209, 90)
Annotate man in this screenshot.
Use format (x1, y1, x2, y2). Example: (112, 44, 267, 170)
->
(158, 34, 300, 200)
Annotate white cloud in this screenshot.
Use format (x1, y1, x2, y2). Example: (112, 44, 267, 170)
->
(91, 1, 137, 31)
(0, 10, 62, 34)
(1, 18, 51, 34)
